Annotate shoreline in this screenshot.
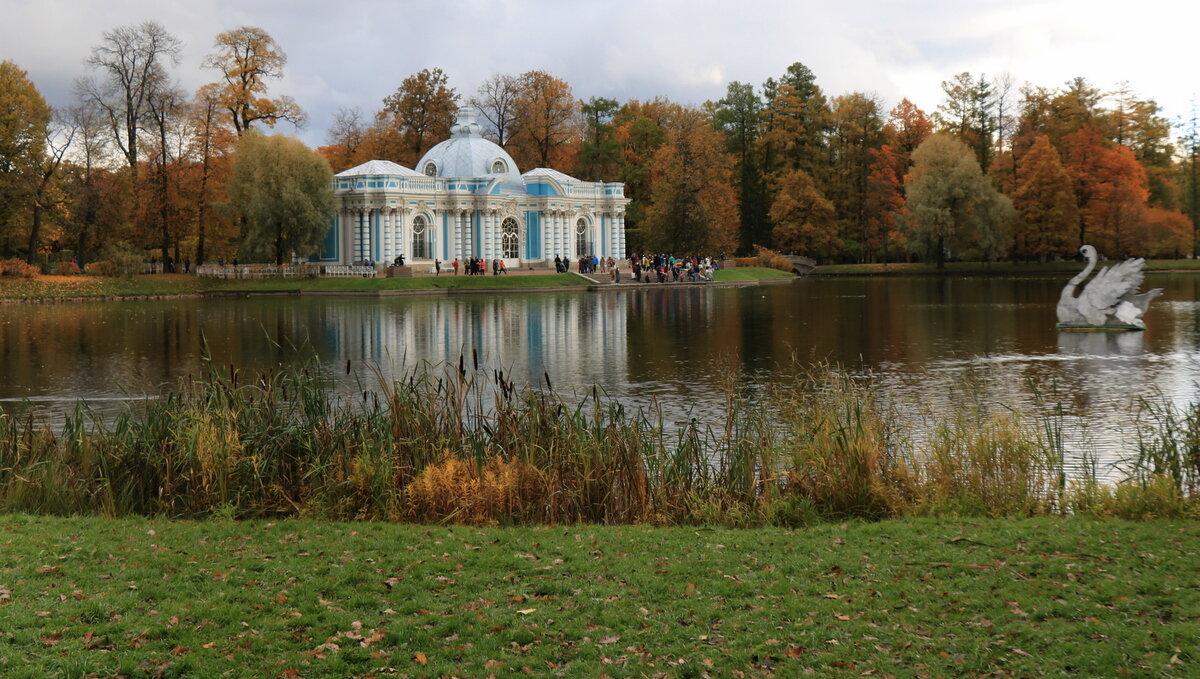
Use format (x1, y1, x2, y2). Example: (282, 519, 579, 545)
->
(0, 268, 796, 303)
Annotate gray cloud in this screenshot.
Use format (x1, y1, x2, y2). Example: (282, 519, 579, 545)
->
(3, 0, 1195, 150)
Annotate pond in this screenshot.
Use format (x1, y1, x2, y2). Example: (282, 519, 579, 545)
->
(3, 274, 1199, 472)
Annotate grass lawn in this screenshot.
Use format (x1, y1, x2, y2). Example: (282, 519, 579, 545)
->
(0, 275, 207, 300)
(812, 259, 1200, 276)
(0, 516, 1195, 678)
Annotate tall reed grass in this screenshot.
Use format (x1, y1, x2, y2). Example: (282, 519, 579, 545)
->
(1, 358, 1197, 524)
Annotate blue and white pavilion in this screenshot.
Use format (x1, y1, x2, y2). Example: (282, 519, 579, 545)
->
(317, 107, 629, 267)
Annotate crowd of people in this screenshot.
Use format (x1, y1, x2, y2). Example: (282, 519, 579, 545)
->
(627, 254, 720, 283)
(450, 257, 508, 276)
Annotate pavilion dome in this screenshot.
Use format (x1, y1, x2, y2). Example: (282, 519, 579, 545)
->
(416, 107, 525, 194)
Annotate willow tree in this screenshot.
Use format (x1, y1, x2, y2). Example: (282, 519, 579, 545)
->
(226, 133, 334, 265)
(900, 133, 1013, 267)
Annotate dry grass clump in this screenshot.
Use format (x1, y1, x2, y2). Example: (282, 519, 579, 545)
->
(406, 455, 545, 524)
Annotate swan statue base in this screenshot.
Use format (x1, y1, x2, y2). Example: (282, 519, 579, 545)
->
(1056, 244, 1161, 332)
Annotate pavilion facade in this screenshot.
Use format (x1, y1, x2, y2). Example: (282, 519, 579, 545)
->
(316, 108, 629, 268)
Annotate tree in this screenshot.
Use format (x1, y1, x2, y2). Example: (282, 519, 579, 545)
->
(900, 134, 1013, 267)
(828, 92, 886, 260)
(510, 70, 578, 169)
(612, 99, 678, 250)
(188, 84, 237, 265)
(25, 108, 76, 263)
(1063, 125, 1149, 253)
(712, 81, 768, 253)
(642, 109, 739, 254)
(769, 168, 838, 257)
(226, 133, 335, 265)
(760, 62, 830, 181)
(202, 26, 306, 136)
(1009, 134, 1077, 261)
(379, 68, 458, 166)
(76, 21, 181, 176)
(885, 98, 933, 160)
(471, 73, 520, 147)
(935, 72, 995, 170)
(863, 145, 907, 264)
(319, 107, 366, 172)
(0, 60, 50, 254)
(576, 97, 620, 181)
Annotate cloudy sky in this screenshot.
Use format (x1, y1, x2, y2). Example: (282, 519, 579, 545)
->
(3, 0, 1196, 148)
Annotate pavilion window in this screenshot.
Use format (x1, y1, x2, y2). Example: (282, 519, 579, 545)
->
(412, 216, 430, 259)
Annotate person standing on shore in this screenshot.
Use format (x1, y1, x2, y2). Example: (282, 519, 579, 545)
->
(452, 258, 459, 275)
(435, 259, 441, 276)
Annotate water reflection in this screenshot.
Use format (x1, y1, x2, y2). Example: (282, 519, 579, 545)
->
(2, 274, 1199, 470)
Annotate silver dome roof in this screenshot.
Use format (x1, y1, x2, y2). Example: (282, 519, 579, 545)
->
(416, 107, 525, 194)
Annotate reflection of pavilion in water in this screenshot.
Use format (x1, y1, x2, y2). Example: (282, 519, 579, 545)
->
(318, 295, 630, 389)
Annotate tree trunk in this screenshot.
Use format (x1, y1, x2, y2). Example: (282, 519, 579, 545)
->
(26, 203, 42, 266)
(936, 234, 945, 269)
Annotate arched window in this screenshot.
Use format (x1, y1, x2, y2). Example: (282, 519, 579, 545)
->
(412, 215, 430, 259)
(575, 218, 590, 257)
(501, 218, 519, 259)
(491, 159, 507, 174)
(423, 162, 438, 177)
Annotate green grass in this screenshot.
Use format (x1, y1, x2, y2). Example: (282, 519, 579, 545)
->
(0, 515, 1195, 678)
(0, 275, 207, 300)
(713, 266, 794, 281)
(812, 258, 1200, 276)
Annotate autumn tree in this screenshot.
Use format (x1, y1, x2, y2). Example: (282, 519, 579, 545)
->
(612, 99, 678, 249)
(0, 60, 51, 254)
(863, 145, 906, 263)
(319, 107, 366, 172)
(188, 84, 237, 265)
(760, 62, 830, 181)
(510, 70, 579, 169)
(471, 73, 520, 147)
(24, 108, 76, 264)
(202, 26, 305, 136)
(769, 168, 837, 257)
(1009, 134, 1077, 261)
(642, 109, 739, 254)
(828, 92, 886, 259)
(900, 134, 1013, 267)
(76, 21, 181, 176)
(712, 80, 768, 253)
(379, 68, 458, 166)
(885, 98, 933, 160)
(1062, 125, 1149, 253)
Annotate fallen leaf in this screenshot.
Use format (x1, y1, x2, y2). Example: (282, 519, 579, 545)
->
(517, 608, 536, 615)
(598, 635, 620, 645)
(415, 651, 428, 664)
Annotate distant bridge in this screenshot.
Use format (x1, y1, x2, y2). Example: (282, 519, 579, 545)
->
(783, 255, 817, 274)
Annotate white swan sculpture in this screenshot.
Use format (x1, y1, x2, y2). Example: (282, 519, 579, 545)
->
(1056, 244, 1162, 330)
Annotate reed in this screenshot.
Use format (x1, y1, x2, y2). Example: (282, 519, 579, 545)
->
(1, 358, 1198, 524)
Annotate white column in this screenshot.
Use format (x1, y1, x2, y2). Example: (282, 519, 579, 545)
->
(452, 209, 461, 260)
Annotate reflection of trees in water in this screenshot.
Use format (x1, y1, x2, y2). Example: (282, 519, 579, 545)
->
(1, 277, 1199, 468)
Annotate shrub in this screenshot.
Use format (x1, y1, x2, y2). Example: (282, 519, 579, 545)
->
(89, 242, 143, 277)
(53, 260, 81, 276)
(732, 257, 757, 268)
(753, 246, 796, 273)
(0, 258, 40, 278)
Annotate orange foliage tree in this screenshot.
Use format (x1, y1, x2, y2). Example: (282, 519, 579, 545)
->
(1063, 126, 1149, 254)
(769, 167, 838, 257)
(1009, 134, 1077, 261)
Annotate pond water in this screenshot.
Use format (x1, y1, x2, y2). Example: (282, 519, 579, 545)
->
(3, 274, 1199, 472)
